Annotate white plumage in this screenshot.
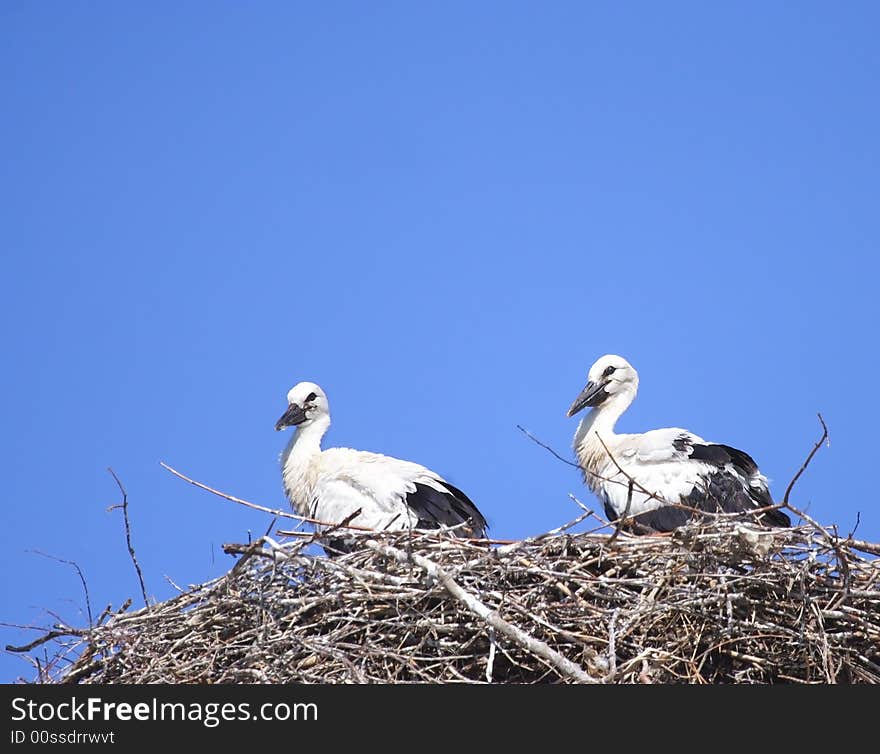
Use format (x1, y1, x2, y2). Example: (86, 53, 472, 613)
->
(567, 355, 790, 533)
(275, 382, 487, 553)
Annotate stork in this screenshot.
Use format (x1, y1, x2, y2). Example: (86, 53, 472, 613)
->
(566, 355, 791, 533)
(275, 381, 488, 553)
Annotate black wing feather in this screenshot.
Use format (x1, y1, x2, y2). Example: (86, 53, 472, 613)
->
(404, 481, 488, 538)
(628, 506, 691, 533)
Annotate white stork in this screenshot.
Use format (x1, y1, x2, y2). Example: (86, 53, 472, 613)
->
(566, 355, 791, 533)
(275, 381, 488, 553)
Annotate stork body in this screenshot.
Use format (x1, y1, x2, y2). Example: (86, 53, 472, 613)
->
(276, 382, 487, 553)
(567, 356, 790, 533)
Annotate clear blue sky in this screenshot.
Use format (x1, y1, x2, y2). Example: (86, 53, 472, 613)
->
(2, 2, 878, 682)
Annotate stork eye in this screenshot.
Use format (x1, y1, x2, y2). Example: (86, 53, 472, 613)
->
(603, 366, 617, 377)
(306, 392, 317, 402)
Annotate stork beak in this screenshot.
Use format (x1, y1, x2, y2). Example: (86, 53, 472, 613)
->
(566, 381, 608, 417)
(275, 403, 308, 431)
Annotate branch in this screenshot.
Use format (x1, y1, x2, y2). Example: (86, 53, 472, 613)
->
(607, 480, 634, 546)
(223, 535, 306, 577)
(494, 509, 595, 558)
(366, 539, 599, 684)
(774, 414, 849, 601)
(594, 432, 665, 508)
(783, 413, 828, 505)
(540, 509, 594, 538)
(775, 415, 849, 592)
(517, 424, 665, 501)
(5, 627, 86, 654)
(161, 462, 375, 533)
(307, 509, 367, 555)
(515, 425, 581, 468)
(107, 468, 149, 608)
(162, 461, 517, 545)
(832, 536, 880, 557)
(27, 551, 92, 627)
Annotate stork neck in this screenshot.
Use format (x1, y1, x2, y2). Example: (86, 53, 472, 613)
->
(574, 390, 632, 451)
(283, 415, 330, 472)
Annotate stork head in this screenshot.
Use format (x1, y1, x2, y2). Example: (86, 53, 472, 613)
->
(567, 354, 638, 417)
(275, 381, 330, 431)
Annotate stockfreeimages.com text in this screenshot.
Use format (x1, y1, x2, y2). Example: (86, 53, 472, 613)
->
(10, 697, 317, 728)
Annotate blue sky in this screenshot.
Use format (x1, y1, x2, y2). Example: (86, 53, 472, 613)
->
(2, 2, 878, 682)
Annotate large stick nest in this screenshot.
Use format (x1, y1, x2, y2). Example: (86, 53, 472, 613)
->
(27, 515, 880, 684)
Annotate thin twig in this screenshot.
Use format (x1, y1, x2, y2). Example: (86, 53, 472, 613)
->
(783, 413, 828, 505)
(848, 512, 861, 541)
(606, 608, 619, 681)
(107, 468, 149, 608)
(294, 508, 364, 556)
(540, 509, 594, 538)
(27, 550, 93, 627)
(594, 432, 665, 508)
(161, 461, 377, 532)
(777, 414, 849, 599)
(162, 462, 513, 546)
(486, 628, 497, 683)
(608, 480, 634, 547)
(516, 425, 581, 468)
(517, 424, 665, 501)
(6, 628, 85, 654)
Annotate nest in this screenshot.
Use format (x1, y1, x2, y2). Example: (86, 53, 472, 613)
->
(19, 511, 878, 685)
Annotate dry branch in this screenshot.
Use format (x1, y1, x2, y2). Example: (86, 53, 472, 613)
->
(163, 462, 381, 533)
(783, 413, 829, 506)
(107, 468, 149, 608)
(162, 461, 516, 546)
(26, 551, 93, 627)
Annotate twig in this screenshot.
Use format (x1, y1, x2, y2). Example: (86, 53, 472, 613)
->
(6, 628, 85, 654)
(516, 425, 581, 468)
(606, 608, 619, 681)
(107, 468, 149, 608)
(594, 432, 665, 508)
(27, 550, 93, 628)
(540, 509, 594, 538)
(163, 461, 514, 547)
(289, 508, 364, 557)
(833, 536, 880, 557)
(783, 413, 828, 505)
(517, 424, 665, 500)
(365, 539, 599, 684)
(848, 512, 861, 541)
(225, 539, 272, 576)
(568, 494, 593, 514)
(161, 461, 376, 533)
(608, 480, 634, 547)
(486, 628, 497, 683)
(777, 415, 848, 587)
(494, 510, 594, 558)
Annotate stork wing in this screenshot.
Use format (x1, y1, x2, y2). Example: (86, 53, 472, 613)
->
(615, 428, 702, 464)
(403, 479, 488, 537)
(315, 448, 487, 536)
